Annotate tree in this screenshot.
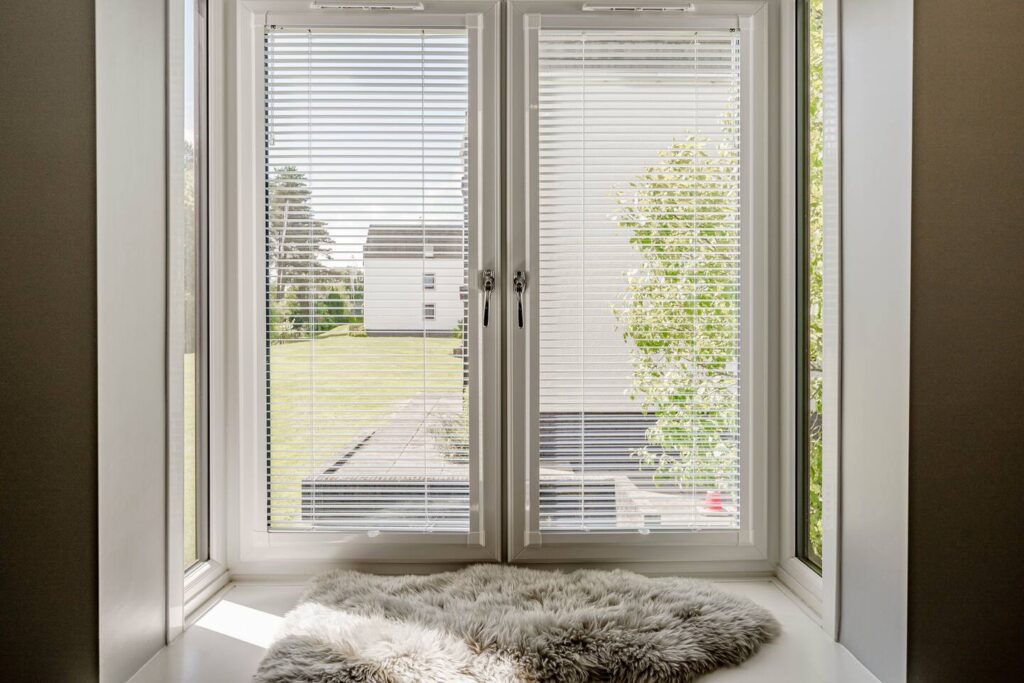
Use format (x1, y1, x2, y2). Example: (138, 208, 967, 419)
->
(330, 265, 364, 326)
(267, 166, 334, 339)
(615, 136, 741, 493)
(184, 139, 197, 353)
(315, 290, 347, 332)
(806, 0, 826, 558)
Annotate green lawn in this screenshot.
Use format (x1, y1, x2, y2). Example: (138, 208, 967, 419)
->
(267, 331, 465, 526)
(184, 352, 197, 568)
(183, 333, 465, 559)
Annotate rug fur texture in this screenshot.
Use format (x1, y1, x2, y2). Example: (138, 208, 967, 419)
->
(254, 564, 779, 683)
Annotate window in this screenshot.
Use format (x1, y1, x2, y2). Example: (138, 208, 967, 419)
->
(236, 0, 768, 568)
(797, 0, 824, 571)
(263, 25, 477, 533)
(506, 2, 768, 563)
(183, 0, 208, 570)
(535, 29, 742, 532)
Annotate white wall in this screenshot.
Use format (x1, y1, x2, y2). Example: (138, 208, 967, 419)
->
(537, 216, 639, 414)
(96, 0, 169, 680)
(839, 0, 912, 680)
(363, 258, 465, 334)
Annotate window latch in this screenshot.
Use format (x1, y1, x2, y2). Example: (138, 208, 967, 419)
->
(513, 271, 527, 329)
(481, 269, 495, 327)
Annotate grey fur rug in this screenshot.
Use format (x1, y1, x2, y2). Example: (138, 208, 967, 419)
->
(254, 564, 779, 683)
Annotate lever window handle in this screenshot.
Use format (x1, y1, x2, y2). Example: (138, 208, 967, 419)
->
(513, 271, 527, 329)
(481, 269, 495, 327)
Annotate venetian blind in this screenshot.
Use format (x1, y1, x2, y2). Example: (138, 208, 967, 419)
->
(536, 29, 743, 532)
(264, 27, 471, 532)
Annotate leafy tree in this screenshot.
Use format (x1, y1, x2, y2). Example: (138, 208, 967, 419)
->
(615, 136, 741, 493)
(807, 0, 825, 558)
(267, 166, 334, 339)
(184, 139, 197, 353)
(329, 265, 364, 326)
(268, 282, 298, 339)
(315, 290, 347, 332)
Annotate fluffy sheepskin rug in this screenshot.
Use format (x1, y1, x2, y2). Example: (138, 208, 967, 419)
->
(254, 564, 779, 683)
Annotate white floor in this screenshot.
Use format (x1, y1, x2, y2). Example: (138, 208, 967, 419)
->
(131, 579, 878, 683)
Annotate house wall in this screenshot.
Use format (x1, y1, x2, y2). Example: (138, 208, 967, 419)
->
(537, 214, 639, 414)
(0, 1, 99, 679)
(96, 0, 170, 680)
(839, 0, 913, 680)
(908, 1, 1024, 680)
(363, 258, 465, 334)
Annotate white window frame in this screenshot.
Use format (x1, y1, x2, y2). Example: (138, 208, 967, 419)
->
(165, 0, 230, 640)
(183, 0, 232, 619)
(167, 0, 231, 641)
(423, 272, 436, 290)
(505, 0, 774, 570)
(226, 0, 503, 573)
(776, 0, 840, 638)
(210, 0, 844, 591)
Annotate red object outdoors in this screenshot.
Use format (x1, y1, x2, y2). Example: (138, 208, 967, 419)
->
(703, 491, 725, 512)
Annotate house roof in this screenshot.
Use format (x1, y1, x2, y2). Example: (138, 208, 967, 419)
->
(363, 224, 467, 260)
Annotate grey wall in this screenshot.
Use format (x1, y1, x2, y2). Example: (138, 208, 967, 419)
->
(96, 0, 169, 681)
(0, 1, 169, 679)
(839, 0, 913, 681)
(0, 1, 99, 680)
(908, 1, 1024, 680)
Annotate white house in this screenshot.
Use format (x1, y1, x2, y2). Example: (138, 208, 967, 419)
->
(362, 224, 467, 336)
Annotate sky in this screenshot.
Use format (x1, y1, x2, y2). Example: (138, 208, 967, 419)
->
(264, 29, 470, 268)
(184, 0, 196, 146)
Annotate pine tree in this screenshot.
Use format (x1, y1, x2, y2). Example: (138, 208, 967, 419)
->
(267, 166, 333, 338)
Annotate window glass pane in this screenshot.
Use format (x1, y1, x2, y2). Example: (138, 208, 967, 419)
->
(183, 0, 198, 568)
(536, 30, 743, 532)
(264, 28, 471, 532)
(801, 0, 825, 567)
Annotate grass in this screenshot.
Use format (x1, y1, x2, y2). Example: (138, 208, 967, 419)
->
(183, 333, 465, 555)
(267, 331, 465, 525)
(184, 352, 197, 568)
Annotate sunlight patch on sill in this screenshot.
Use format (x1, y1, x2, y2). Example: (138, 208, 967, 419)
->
(194, 600, 283, 648)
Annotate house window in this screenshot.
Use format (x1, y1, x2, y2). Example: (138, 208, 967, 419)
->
(797, 0, 825, 571)
(263, 24, 475, 534)
(505, 1, 770, 564)
(242, 1, 769, 566)
(534, 28, 743, 532)
(183, 0, 208, 570)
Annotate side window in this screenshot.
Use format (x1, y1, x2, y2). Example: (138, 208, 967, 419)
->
(183, 0, 208, 570)
(797, 0, 825, 571)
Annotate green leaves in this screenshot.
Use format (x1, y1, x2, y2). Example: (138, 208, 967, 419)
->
(616, 138, 741, 491)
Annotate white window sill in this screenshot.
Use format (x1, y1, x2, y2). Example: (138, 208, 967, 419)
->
(132, 577, 876, 683)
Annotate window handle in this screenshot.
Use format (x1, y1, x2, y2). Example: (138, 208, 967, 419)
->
(481, 269, 495, 327)
(513, 271, 527, 329)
